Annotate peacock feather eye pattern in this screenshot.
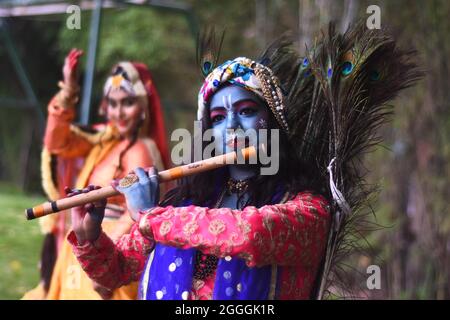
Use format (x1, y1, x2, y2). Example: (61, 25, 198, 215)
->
(369, 70, 381, 81)
(341, 61, 354, 76)
(202, 61, 213, 77)
(327, 66, 333, 78)
(300, 57, 312, 77)
(302, 57, 309, 68)
(341, 50, 355, 76)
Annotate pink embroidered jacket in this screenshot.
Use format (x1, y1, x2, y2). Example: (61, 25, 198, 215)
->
(68, 191, 331, 299)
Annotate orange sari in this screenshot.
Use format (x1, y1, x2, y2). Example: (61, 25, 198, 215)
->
(36, 95, 163, 300)
(24, 62, 169, 300)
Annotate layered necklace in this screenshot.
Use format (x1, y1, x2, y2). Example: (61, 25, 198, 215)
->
(193, 177, 253, 281)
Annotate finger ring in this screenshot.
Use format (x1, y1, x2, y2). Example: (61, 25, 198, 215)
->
(119, 175, 139, 188)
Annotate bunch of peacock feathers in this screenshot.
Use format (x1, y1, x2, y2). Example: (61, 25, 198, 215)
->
(197, 21, 422, 298)
(294, 21, 422, 298)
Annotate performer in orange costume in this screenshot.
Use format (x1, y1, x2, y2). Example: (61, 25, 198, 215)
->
(24, 49, 170, 300)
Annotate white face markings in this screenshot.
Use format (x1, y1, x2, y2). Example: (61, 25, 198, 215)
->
(222, 93, 238, 124)
(222, 93, 233, 112)
(259, 118, 268, 129)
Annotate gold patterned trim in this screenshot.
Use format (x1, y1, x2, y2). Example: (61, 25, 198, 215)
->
(253, 64, 289, 133)
(41, 146, 60, 201)
(39, 146, 60, 234)
(69, 123, 120, 145)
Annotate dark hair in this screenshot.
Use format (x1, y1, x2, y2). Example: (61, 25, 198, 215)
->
(112, 116, 143, 179)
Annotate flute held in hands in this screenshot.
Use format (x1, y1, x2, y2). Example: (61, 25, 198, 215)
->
(25, 146, 258, 220)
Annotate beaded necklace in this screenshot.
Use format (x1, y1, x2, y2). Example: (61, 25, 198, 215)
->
(192, 177, 251, 280)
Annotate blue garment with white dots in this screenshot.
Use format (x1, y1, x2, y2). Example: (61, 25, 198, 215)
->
(138, 185, 285, 300)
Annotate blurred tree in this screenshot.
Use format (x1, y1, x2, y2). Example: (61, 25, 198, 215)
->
(0, 17, 61, 191)
(57, 7, 196, 124)
(371, 0, 450, 299)
(326, 0, 450, 300)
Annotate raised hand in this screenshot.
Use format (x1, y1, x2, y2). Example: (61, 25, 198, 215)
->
(113, 167, 160, 222)
(69, 185, 106, 245)
(62, 48, 83, 88)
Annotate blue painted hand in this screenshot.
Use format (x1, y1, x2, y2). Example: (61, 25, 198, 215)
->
(113, 167, 160, 221)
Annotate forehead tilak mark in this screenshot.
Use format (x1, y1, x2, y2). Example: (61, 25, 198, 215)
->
(221, 94, 234, 112)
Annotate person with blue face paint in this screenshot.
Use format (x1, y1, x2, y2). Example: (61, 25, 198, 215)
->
(208, 85, 270, 208)
(66, 52, 332, 300)
(65, 22, 422, 300)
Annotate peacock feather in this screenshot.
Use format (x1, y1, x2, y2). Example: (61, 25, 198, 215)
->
(196, 27, 225, 78)
(300, 21, 423, 298)
(263, 21, 422, 298)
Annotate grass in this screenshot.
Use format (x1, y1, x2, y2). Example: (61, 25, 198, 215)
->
(0, 183, 46, 299)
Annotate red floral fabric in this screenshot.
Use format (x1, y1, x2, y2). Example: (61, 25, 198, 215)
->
(68, 191, 331, 299)
(68, 223, 154, 289)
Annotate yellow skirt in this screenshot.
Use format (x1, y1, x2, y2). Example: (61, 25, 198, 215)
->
(45, 219, 138, 300)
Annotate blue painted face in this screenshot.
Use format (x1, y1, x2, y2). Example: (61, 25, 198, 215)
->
(209, 85, 269, 154)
